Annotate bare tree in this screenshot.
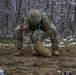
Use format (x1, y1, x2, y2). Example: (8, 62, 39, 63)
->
(16, 0, 22, 23)
(0, 0, 76, 38)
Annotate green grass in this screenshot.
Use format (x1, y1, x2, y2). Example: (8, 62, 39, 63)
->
(0, 39, 15, 44)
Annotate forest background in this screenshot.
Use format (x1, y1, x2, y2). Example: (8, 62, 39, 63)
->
(0, 0, 76, 39)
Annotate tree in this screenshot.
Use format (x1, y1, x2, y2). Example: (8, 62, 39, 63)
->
(16, 0, 22, 23)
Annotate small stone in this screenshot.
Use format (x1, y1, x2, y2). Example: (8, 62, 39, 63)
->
(30, 73, 32, 74)
(45, 70, 61, 75)
(57, 70, 61, 73)
(32, 70, 40, 75)
(33, 63, 40, 67)
(45, 71, 52, 75)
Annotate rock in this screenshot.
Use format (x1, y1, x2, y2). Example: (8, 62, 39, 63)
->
(45, 71, 52, 75)
(32, 70, 40, 75)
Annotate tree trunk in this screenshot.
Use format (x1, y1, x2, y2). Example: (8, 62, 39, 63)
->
(16, 0, 22, 23)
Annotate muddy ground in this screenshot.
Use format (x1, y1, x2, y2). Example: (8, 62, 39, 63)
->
(0, 46, 76, 75)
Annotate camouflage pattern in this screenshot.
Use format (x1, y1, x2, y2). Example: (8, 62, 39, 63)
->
(15, 22, 23, 49)
(29, 10, 41, 25)
(15, 9, 59, 56)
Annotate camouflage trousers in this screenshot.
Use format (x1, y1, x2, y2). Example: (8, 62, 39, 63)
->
(15, 29, 53, 57)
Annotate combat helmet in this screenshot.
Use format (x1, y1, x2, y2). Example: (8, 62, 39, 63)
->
(29, 10, 41, 25)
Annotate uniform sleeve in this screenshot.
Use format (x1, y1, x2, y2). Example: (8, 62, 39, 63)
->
(15, 21, 23, 49)
(41, 12, 59, 50)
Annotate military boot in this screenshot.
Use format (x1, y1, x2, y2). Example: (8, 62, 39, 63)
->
(52, 43, 60, 56)
(53, 50, 60, 56)
(14, 48, 24, 56)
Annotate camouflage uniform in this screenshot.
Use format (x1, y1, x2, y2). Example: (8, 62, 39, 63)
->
(14, 10, 59, 56)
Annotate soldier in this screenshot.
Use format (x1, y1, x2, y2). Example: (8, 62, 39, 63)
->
(14, 9, 60, 57)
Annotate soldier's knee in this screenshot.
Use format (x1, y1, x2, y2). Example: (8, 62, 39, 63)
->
(15, 25, 21, 32)
(15, 28, 20, 33)
(15, 27, 22, 36)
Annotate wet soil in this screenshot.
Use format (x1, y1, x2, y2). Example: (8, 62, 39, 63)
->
(0, 46, 76, 75)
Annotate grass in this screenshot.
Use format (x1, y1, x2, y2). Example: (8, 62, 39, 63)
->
(0, 35, 76, 46)
(0, 39, 15, 44)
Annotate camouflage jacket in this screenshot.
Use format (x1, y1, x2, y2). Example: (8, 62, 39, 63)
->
(15, 12, 59, 50)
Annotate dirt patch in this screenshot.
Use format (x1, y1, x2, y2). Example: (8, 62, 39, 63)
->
(0, 46, 76, 75)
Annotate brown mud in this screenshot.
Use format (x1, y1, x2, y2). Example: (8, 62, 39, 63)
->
(0, 46, 76, 75)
